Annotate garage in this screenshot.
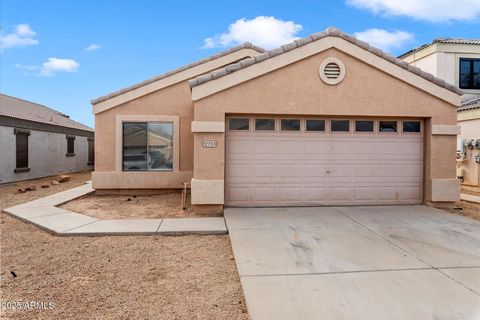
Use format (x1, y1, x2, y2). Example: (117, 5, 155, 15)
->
(226, 116, 423, 207)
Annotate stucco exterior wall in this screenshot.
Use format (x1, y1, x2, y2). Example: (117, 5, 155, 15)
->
(0, 125, 92, 184)
(92, 81, 194, 190)
(457, 116, 480, 186)
(193, 48, 459, 206)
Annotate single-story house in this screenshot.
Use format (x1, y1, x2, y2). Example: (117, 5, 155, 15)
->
(0, 94, 94, 184)
(91, 27, 462, 214)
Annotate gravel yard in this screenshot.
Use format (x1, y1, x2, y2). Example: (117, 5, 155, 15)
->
(60, 192, 219, 220)
(0, 173, 247, 320)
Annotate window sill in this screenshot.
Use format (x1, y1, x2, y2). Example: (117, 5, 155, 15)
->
(14, 167, 31, 173)
(66, 153, 76, 157)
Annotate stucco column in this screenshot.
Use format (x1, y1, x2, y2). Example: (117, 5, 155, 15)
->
(191, 121, 225, 214)
(424, 118, 461, 203)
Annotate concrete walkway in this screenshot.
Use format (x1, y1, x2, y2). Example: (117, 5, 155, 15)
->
(2, 182, 226, 236)
(461, 193, 480, 203)
(225, 206, 480, 320)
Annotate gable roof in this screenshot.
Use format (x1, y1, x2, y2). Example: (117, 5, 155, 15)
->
(0, 93, 93, 132)
(399, 38, 480, 59)
(188, 28, 462, 105)
(459, 96, 480, 112)
(91, 43, 264, 113)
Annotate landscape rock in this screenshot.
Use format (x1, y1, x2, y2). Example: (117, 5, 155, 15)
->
(58, 175, 71, 183)
(51, 180, 60, 185)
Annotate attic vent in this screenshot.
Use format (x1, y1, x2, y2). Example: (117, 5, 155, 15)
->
(324, 63, 341, 79)
(319, 57, 345, 85)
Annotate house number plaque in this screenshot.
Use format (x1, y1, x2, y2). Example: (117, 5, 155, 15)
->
(202, 140, 217, 148)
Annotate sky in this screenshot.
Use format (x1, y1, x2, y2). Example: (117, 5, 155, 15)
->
(1, 0, 480, 128)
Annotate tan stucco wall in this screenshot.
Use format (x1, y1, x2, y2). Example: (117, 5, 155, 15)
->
(193, 48, 459, 205)
(93, 81, 194, 189)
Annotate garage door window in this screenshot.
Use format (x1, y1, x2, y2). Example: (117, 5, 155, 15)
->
(403, 121, 421, 133)
(306, 119, 325, 132)
(281, 119, 300, 131)
(229, 118, 249, 131)
(255, 119, 275, 131)
(379, 121, 397, 132)
(355, 120, 374, 132)
(331, 120, 350, 132)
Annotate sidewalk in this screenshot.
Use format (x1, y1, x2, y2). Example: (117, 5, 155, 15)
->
(2, 182, 227, 236)
(461, 193, 480, 204)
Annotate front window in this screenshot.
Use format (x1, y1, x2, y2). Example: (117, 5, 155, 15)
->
(15, 129, 30, 172)
(459, 58, 480, 89)
(123, 122, 173, 171)
(66, 136, 75, 156)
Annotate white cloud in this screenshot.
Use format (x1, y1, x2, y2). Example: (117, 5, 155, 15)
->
(354, 28, 414, 52)
(85, 43, 101, 51)
(40, 58, 79, 76)
(347, 0, 480, 22)
(0, 24, 39, 51)
(203, 16, 302, 50)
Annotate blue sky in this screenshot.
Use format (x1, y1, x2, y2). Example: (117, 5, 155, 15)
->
(1, 0, 480, 128)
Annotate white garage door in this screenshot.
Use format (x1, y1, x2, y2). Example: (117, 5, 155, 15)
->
(225, 116, 423, 207)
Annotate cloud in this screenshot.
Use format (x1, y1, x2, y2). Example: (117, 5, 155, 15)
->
(347, 0, 480, 22)
(0, 24, 39, 51)
(85, 44, 101, 51)
(203, 16, 302, 50)
(354, 28, 414, 52)
(40, 58, 79, 76)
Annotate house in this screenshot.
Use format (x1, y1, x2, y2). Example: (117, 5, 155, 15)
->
(0, 94, 94, 184)
(92, 27, 461, 214)
(400, 39, 480, 186)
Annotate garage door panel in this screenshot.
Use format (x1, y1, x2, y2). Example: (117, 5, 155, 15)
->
(226, 118, 423, 206)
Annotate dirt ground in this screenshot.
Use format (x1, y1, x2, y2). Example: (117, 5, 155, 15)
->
(60, 192, 219, 220)
(0, 171, 92, 209)
(0, 173, 247, 320)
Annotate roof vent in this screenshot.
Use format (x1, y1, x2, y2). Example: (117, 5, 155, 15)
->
(319, 57, 345, 85)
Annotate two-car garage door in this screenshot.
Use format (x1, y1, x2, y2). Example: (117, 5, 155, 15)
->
(225, 116, 423, 207)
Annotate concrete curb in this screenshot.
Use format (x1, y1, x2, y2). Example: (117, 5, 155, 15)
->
(2, 182, 227, 236)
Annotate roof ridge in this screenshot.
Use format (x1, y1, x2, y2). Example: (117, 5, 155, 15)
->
(187, 27, 463, 96)
(91, 43, 265, 105)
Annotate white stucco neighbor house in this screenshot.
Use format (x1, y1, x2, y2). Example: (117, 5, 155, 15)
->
(0, 94, 94, 184)
(400, 39, 480, 186)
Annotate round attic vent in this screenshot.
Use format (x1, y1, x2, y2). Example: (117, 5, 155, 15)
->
(319, 57, 345, 85)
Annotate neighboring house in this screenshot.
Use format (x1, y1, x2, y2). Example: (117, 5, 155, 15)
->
(0, 94, 94, 184)
(92, 28, 461, 214)
(400, 39, 480, 186)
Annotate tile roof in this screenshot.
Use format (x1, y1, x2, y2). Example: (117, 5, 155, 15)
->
(91, 42, 264, 105)
(188, 27, 463, 96)
(398, 38, 480, 58)
(458, 96, 480, 111)
(0, 93, 94, 132)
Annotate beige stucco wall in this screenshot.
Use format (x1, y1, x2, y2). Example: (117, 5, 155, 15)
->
(193, 48, 459, 206)
(457, 116, 480, 186)
(93, 81, 194, 189)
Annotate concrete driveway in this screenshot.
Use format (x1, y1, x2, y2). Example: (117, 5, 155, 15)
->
(225, 205, 480, 320)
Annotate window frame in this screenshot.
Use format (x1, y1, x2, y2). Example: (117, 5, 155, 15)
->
(14, 128, 30, 173)
(402, 120, 422, 134)
(459, 58, 480, 90)
(354, 120, 375, 133)
(280, 118, 301, 132)
(122, 121, 174, 172)
(116, 115, 179, 173)
(305, 119, 327, 133)
(254, 118, 276, 131)
(378, 120, 398, 134)
(330, 119, 351, 133)
(66, 135, 76, 157)
(228, 117, 251, 131)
